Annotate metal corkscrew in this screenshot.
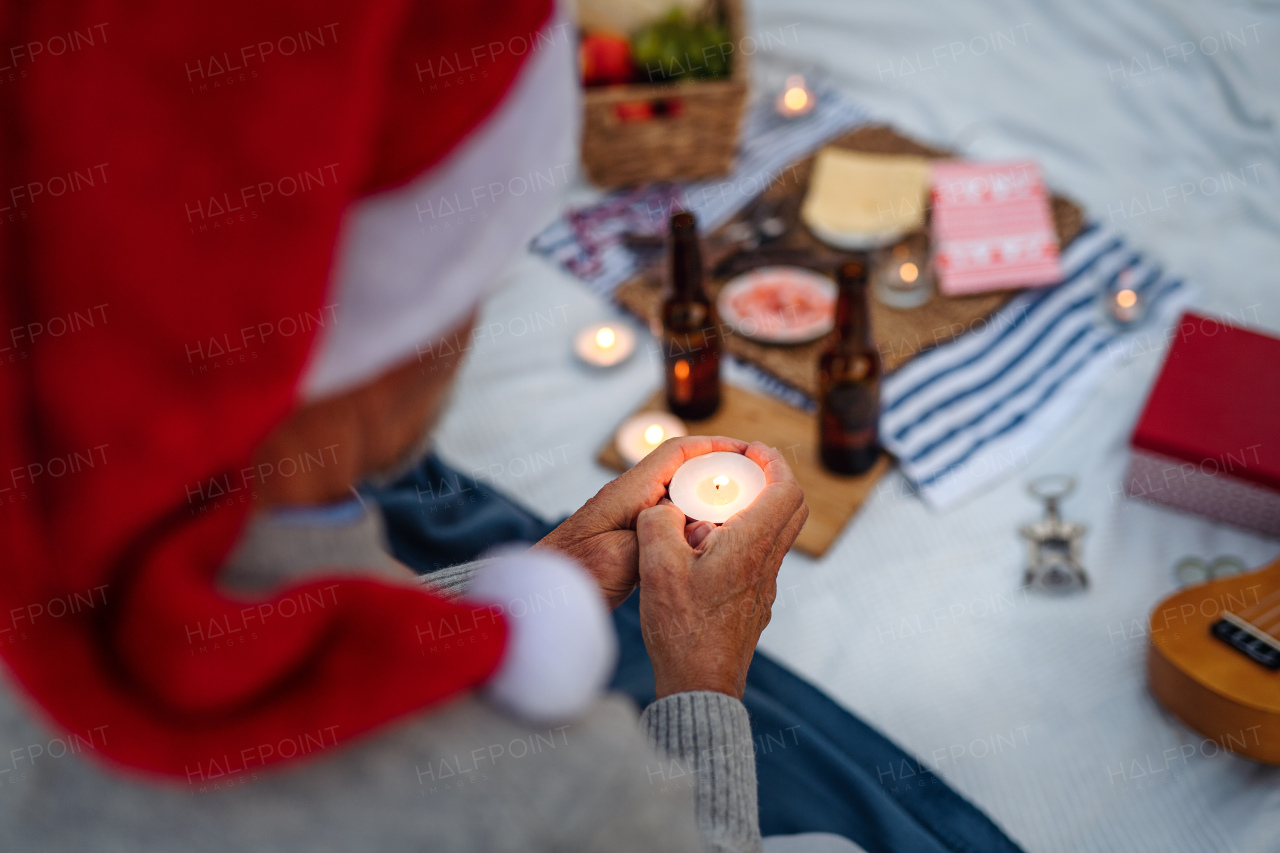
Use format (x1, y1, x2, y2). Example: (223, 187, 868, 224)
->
(1020, 475, 1088, 592)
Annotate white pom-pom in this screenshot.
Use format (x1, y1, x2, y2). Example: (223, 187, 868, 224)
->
(464, 547, 617, 723)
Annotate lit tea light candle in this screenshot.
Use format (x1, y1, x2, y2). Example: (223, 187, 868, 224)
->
(776, 75, 815, 119)
(615, 412, 687, 467)
(1108, 287, 1143, 326)
(872, 234, 933, 309)
(667, 451, 767, 524)
(574, 322, 636, 368)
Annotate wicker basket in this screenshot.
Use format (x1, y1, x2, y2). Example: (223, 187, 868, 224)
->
(579, 0, 749, 188)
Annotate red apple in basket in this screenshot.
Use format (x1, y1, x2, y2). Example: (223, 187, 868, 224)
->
(580, 32, 635, 86)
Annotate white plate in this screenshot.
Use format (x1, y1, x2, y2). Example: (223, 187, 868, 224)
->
(717, 266, 837, 344)
(805, 217, 909, 250)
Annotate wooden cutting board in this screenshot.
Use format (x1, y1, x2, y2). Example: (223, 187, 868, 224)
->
(597, 385, 891, 558)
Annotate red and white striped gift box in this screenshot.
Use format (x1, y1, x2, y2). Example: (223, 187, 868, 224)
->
(930, 160, 1063, 296)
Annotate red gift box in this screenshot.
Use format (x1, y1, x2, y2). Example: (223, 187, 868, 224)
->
(1123, 312, 1280, 537)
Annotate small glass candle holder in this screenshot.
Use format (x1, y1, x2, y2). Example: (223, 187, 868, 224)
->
(1103, 268, 1147, 328)
(1105, 287, 1145, 327)
(872, 231, 934, 309)
(775, 74, 816, 119)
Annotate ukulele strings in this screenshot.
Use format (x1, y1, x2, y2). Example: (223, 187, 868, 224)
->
(1250, 604, 1280, 635)
(1235, 586, 1280, 618)
(1234, 585, 1280, 636)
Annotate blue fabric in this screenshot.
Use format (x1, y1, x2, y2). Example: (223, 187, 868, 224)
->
(365, 454, 1025, 853)
(360, 453, 557, 572)
(609, 594, 1023, 853)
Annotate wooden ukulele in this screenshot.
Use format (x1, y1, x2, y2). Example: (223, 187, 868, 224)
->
(1148, 556, 1280, 764)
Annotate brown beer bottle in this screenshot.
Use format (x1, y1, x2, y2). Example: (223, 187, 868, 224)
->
(662, 211, 721, 420)
(819, 258, 881, 474)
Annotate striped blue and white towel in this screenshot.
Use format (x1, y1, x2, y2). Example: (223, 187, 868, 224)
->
(879, 223, 1198, 509)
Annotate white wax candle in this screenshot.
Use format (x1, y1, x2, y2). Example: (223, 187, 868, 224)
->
(615, 412, 687, 467)
(574, 322, 636, 368)
(668, 451, 767, 524)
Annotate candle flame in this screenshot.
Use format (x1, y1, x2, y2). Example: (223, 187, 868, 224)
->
(596, 327, 616, 348)
(713, 475, 729, 489)
(783, 86, 809, 112)
(900, 262, 919, 283)
(1116, 289, 1137, 308)
(644, 424, 664, 445)
(673, 360, 690, 380)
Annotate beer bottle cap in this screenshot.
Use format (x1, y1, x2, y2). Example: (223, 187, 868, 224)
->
(671, 211, 697, 234)
(837, 255, 869, 284)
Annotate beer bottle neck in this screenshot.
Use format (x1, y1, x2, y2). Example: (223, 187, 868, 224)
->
(671, 231, 704, 302)
(834, 280, 871, 349)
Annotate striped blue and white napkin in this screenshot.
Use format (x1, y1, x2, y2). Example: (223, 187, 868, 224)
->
(880, 223, 1197, 508)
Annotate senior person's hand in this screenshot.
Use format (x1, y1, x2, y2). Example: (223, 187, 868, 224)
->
(635, 442, 807, 699)
(532, 436, 750, 610)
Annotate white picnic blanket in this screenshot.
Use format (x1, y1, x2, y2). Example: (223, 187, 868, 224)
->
(430, 1, 1280, 851)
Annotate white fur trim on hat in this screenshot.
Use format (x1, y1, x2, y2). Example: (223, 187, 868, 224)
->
(302, 9, 579, 400)
(464, 547, 617, 723)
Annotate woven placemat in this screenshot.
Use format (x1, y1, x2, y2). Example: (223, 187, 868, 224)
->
(615, 124, 1086, 399)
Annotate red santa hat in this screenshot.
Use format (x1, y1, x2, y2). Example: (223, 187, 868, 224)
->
(0, 0, 608, 780)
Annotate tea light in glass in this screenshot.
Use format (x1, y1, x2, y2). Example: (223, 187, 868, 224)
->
(873, 233, 934, 309)
(615, 412, 687, 467)
(1107, 287, 1144, 326)
(776, 75, 815, 119)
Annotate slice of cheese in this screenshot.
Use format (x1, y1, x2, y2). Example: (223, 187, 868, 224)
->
(801, 148, 931, 238)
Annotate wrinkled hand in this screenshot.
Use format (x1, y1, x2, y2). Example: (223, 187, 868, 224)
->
(532, 436, 750, 610)
(636, 442, 807, 699)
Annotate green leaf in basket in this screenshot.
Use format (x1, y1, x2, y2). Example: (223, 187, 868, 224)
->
(632, 7, 731, 83)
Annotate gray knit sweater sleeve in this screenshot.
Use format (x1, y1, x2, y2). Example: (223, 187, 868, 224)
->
(640, 692, 764, 853)
(417, 558, 488, 599)
(423, 560, 765, 853)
